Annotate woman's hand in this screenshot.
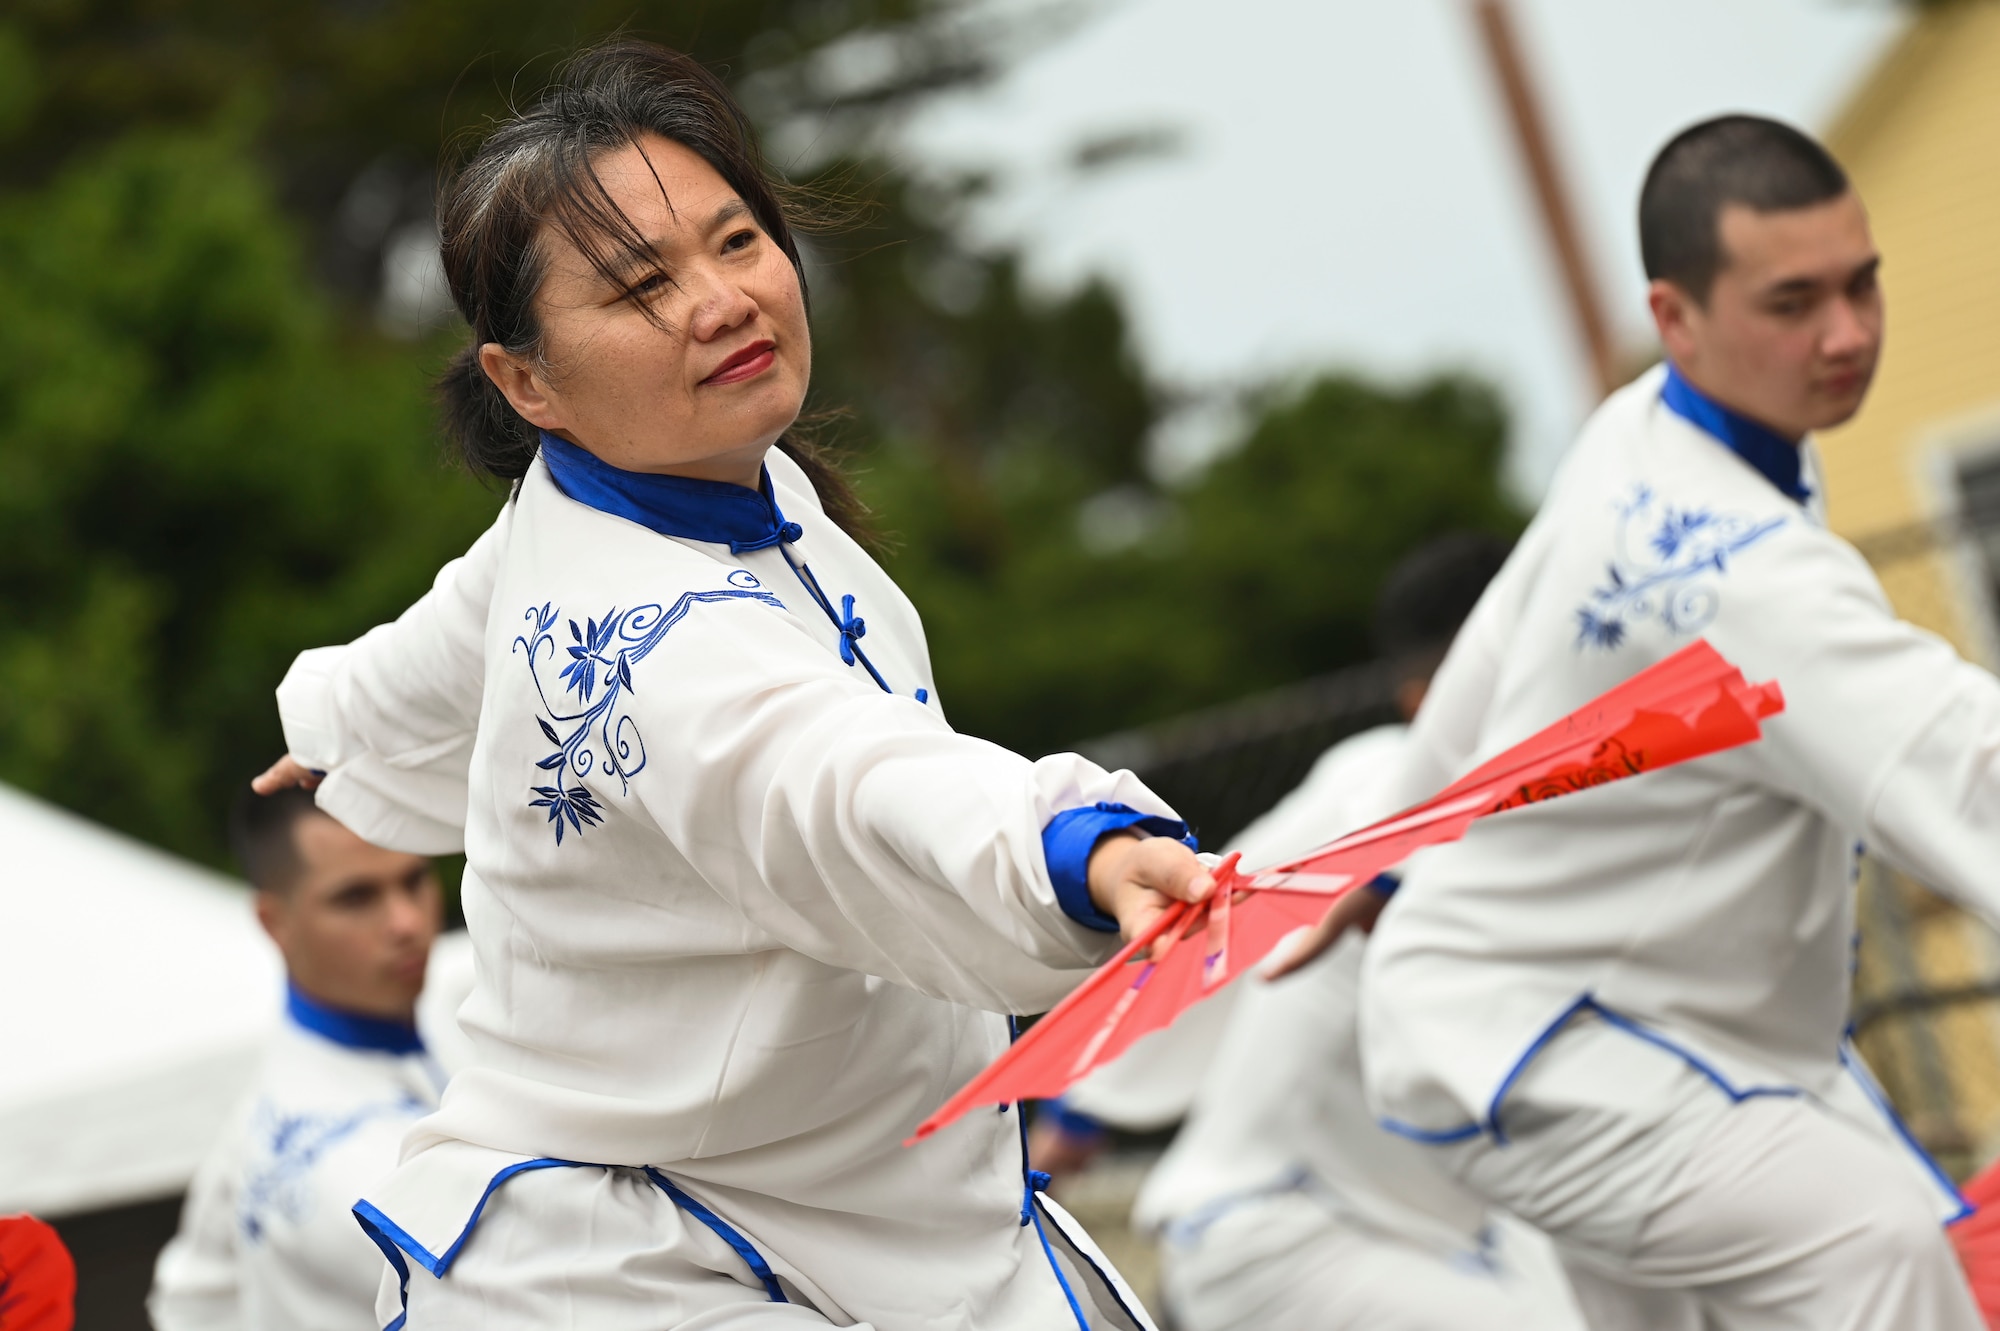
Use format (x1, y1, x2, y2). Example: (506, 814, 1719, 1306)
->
(1085, 833, 1214, 947)
(1261, 882, 1390, 979)
(251, 755, 322, 796)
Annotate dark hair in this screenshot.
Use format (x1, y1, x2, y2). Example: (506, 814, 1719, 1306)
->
(1371, 531, 1512, 671)
(1639, 114, 1850, 303)
(434, 39, 872, 539)
(228, 783, 328, 894)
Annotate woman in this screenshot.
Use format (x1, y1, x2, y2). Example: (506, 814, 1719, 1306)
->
(256, 39, 1208, 1331)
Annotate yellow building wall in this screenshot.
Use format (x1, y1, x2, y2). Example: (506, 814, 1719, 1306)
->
(1821, 4, 2000, 1172)
(1820, 4, 2000, 658)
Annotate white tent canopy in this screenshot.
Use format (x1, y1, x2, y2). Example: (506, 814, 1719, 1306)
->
(0, 781, 281, 1217)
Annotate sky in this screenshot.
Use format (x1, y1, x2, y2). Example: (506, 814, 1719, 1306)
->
(896, 0, 1906, 497)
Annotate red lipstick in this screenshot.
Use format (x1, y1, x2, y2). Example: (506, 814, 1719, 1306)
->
(702, 340, 776, 386)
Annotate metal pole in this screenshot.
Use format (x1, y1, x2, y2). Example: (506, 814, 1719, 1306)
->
(1469, 0, 1623, 400)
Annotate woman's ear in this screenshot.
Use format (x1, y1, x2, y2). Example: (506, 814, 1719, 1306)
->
(478, 343, 565, 431)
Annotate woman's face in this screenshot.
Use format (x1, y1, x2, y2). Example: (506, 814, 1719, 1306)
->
(480, 132, 812, 485)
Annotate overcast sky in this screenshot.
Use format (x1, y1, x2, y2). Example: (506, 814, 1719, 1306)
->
(896, 0, 1905, 496)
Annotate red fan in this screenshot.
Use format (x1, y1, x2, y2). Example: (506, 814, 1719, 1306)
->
(1952, 1159, 2000, 1327)
(0, 1215, 75, 1331)
(911, 639, 1784, 1141)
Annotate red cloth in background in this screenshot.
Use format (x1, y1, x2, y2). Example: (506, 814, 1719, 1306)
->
(0, 1217, 75, 1331)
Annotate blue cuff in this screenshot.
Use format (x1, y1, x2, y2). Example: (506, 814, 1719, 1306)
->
(1041, 802, 1196, 933)
(1367, 872, 1401, 898)
(1041, 1096, 1107, 1142)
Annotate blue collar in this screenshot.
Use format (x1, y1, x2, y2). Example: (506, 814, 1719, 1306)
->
(286, 982, 425, 1056)
(539, 432, 801, 554)
(1659, 364, 1810, 504)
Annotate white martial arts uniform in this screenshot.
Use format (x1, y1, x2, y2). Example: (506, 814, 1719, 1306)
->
(1103, 726, 1582, 1331)
(275, 434, 1172, 1330)
(149, 982, 453, 1331)
(1360, 363, 1998, 1328)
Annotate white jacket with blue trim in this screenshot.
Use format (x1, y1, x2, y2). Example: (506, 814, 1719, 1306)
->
(274, 446, 1167, 1327)
(147, 991, 451, 1331)
(1360, 365, 2000, 1220)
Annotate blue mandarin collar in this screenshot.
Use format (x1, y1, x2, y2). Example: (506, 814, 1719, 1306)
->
(286, 982, 425, 1056)
(539, 431, 800, 554)
(1660, 364, 1811, 504)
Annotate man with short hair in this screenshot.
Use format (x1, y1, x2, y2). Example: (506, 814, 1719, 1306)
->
(1285, 114, 1996, 1328)
(149, 785, 449, 1331)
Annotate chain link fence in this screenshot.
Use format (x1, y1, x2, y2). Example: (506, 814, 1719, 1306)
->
(1847, 503, 2000, 1179)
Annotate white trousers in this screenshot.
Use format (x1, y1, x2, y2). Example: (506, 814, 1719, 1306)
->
(1157, 1190, 1584, 1331)
(379, 1161, 1151, 1330)
(1436, 1017, 1983, 1331)
(383, 1164, 832, 1329)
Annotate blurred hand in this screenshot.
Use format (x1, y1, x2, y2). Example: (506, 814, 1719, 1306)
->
(251, 755, 322, 796)
(1086, 833, 1214, 947)
(1262, 883, 1389, 980)
(1026, 1118, 1106, 1186)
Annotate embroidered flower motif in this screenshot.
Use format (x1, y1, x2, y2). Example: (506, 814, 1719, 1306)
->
(1574, 485, 1784, 651)
(239, 1097, 421, 1243)
(513, 585, 783, 844)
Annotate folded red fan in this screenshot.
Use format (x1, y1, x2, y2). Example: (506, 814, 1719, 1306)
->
(910, 638, 1784, 1142)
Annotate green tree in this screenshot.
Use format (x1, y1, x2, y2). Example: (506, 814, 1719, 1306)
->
(852, 366, 1522, 758)
(0, 125, 498, 859)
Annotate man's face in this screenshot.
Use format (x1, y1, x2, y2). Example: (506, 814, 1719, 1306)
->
(256, 815, 442, 1021)
(1650, 190, 1883, 439)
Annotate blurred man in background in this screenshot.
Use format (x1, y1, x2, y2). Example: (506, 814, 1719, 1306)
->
(1040, 535, 1586, 1329)
(149, 786, 447, 1331)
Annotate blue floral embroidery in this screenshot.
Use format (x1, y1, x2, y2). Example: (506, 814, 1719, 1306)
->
(1574, 485, 1784, 651)
(238, 1096, 423, 1243)
(513, 584, 783, 843)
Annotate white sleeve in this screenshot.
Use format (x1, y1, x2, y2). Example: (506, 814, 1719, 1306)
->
(1701, 531, 2000, 923)
(627, 595, 1173, 1012)
(147, 1121, 244, 1331)
(276, 503, 509, 854)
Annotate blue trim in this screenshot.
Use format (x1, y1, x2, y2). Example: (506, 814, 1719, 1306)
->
(353, 1201, 412, 1331)
(286, 982, 424, 1056)
(1381, 994, 1814, 1148)
(1160, 1167, 1311, 1246)
(1028, 1200, 1092, 1331)
(352, 1158, 583, 1278)
(1661, 364, 1810, 503)
(1839, 1043, 1974, 1224)
(1007, 1018, 1091, 1331)
(352, 1157, 790, 1316)
(1366, 871, 1401, 898)
(775, 546, 900, 695)
(1484, 995, 1800, 1143)
(1376, 1116, 1483, 1145)
(643, 1168, 789, 1302)
(1040, 1096, 1107, 1144)
(540, 432, 802, 554)
(540, 430, 931, 705)
(1041, 803, 1197, 933)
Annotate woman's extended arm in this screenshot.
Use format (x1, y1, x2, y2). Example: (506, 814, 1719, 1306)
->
(615, 593, 1209, 1012)
(264, 503, 512, 853)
